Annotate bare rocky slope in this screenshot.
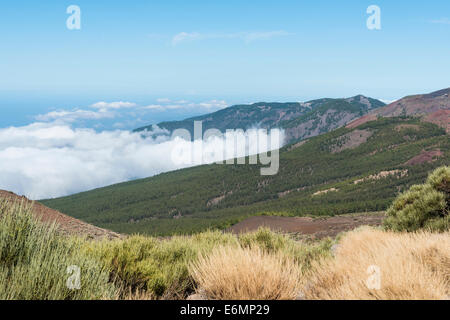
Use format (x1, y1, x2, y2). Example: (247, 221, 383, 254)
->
(347, 88, 450, 132)
(0, 190, 121, 240)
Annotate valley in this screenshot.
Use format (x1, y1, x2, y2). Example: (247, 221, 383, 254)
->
(41, 88, 450, 236)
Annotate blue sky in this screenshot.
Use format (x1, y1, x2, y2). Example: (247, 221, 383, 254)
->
(0, 0, 449, 129)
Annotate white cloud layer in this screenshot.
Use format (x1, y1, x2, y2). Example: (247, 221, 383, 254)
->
(35, 100, 228, 124)
(35, 101, 137, 123)
(142, 99, 228, 112)
(172, 31, 292, 45)
(90, 101, 137, 109)
(0, 122, 283, 200)
(35, 109, 114, 122)
(430, 18, 450, 25)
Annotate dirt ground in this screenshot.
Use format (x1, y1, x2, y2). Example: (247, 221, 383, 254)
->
(405, 149, 443, 166)
(331, 129, 373, 153)
(228, 212, 385, 239)
(0, 190, 122, 240)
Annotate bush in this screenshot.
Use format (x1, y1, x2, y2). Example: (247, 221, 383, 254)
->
(384, 166, 449, 232)
(0, 200, 116, 300)
(82, 231, 239, 299)
(427, 166, 450, 196)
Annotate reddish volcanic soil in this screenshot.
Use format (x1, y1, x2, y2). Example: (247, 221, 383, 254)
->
(0, 190, 122, 240)
(424, 110, 450, 133)
(346, 114, 377, 129)
(346, 88, 450, 131)
(405, 149, 443, 166)
(228, 213, 385, 239)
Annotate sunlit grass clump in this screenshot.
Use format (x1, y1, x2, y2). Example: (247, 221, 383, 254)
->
(190, 246, 302, 300)
(303, 227, 450, 300)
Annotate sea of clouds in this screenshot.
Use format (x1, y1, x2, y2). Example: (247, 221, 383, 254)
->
(0, 122, 284, 200)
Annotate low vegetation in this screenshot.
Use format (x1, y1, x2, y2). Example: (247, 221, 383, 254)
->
(0, 199, 331, 299)
(82, 228, 331, 299)
(0, 200, 116, 300)
(81, 232, 238, 299)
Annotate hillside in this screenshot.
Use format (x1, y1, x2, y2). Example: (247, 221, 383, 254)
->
(42, 117, 449, 236)
(347, 88, 450, 132)
(282, 95, 385, 142)
(135, 95, 385, 143)
(0, 190, 121, 239)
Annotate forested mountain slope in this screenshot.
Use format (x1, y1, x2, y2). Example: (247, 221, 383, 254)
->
(42, 117, 449, 236)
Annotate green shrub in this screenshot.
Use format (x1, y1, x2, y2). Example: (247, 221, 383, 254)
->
(427, 166, 450, 210)
(82, 230, 239, 298)
(384, 166, 449, 232)
(0, 200, 116, 300)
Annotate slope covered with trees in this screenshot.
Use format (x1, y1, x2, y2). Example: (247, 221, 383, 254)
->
(42, 117, 449, 236)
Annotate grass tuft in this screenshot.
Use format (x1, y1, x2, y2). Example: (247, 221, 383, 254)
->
(190, 246, 302, 300)
(303, 227, 450, 300)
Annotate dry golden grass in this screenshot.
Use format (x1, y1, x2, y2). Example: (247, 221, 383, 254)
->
(303, 227, 450, 300)
(118, 287, 156, 300)
(190, 246, 302, 300)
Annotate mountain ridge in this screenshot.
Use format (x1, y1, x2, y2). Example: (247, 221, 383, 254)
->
(347, 88, 450, 132)
(135, 95, 385, 144)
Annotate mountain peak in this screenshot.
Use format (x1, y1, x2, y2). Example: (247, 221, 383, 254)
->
(345, 95, 372, 107)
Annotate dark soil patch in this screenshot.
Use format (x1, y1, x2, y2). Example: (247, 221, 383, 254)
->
(405, 149, 443, 166)
(228, 213, 385, 239)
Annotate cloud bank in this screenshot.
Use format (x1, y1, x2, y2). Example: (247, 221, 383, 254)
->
(0, 122, 283, 200)
(90, 101, 137, 109)
(142, 99, 227, 112)
(172, 31, 292, 46)
(430, 18, 450, 25)
(35, 100, 228, 125)
(35, 109, 114, 122)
